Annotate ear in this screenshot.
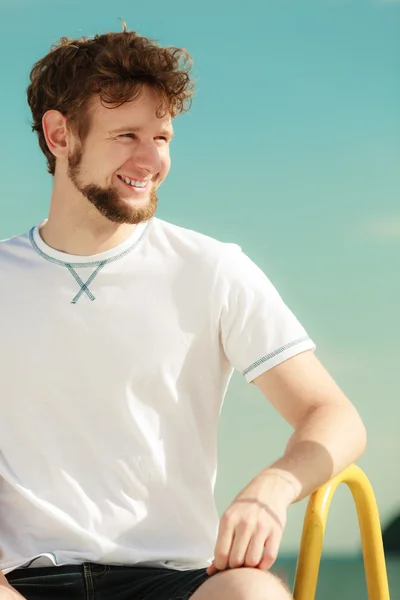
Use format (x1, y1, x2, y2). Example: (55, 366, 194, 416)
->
(42, 110, 73, 159)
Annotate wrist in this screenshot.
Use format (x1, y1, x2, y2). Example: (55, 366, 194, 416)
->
(255, 468, 301, 507)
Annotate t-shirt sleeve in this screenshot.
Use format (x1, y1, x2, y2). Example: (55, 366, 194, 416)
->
(217, 244, 316, 382)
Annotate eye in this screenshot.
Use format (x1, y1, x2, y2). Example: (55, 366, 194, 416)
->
(120, 133, 136, 139)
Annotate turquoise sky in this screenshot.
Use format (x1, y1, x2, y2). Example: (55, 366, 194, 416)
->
(0, 0, 399, 553)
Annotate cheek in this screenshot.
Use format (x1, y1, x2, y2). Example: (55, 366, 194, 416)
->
(82, 149, 119, 179)
(111, 148, 131, 168)
(160, 151, 171, 176)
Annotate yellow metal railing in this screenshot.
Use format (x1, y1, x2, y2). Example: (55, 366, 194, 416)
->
(293, 465, 390, 600)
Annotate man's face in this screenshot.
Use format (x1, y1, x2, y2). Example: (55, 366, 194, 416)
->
(67, 86, 173, 224)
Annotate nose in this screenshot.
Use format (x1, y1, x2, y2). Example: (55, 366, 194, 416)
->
(129, 140, 162, 176)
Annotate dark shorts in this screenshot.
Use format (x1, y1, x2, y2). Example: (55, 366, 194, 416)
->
(6, 563, 210, 600)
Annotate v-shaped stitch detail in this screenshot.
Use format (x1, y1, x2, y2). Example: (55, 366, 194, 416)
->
(66, 262, 107, 304)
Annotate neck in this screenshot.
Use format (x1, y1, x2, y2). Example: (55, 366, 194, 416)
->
(40, 175, 137, 257)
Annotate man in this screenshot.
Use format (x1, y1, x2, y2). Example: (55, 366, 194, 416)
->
(0, 23, 366, 600)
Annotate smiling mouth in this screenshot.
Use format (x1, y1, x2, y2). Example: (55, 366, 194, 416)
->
(117, 175, 150, 189)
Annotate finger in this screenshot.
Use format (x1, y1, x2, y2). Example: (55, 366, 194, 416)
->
(228, 527, 253, 569)
(213, 516, 235, 571)
(243, 527, 269, 568)
(206, 562, 218, 576)
(258, 532, 280, 571)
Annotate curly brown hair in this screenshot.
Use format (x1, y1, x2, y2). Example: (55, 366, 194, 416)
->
(27, 21, 195, 175)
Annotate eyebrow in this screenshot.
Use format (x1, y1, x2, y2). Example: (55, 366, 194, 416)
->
(109, 126, 174, 138)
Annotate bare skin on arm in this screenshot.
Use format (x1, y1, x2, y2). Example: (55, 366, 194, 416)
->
(206, 350, 366, 576)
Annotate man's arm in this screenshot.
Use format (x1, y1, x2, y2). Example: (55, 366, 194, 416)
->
(252, 349, 367, 501)
(207, 350, 366, 575)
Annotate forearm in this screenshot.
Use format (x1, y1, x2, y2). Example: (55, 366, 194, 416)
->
(256, 403, 367, 504)
(216, 402, 366, 574)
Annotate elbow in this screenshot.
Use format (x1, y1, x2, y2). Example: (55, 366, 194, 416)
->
(352, 410, 367, 462)
(358, 421, 368, 458)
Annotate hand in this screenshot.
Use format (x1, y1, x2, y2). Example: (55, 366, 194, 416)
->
(206, 472, 295, 576)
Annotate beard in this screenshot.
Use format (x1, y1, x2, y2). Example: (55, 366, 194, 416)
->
(67, 147, 158, 225)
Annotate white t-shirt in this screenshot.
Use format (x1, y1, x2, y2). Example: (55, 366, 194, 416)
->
(0, 217, 315, 574)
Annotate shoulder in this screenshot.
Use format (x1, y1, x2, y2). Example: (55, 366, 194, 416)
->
(0, 229, 32, 263)
(150, 218, 241, 263)
(149, 219, 273, 297)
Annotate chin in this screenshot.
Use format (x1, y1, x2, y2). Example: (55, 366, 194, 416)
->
(121, 195, 151, 206)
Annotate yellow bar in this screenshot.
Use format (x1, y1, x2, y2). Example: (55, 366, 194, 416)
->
(293, 465, 390, 600)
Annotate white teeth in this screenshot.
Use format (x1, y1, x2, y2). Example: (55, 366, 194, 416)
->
(119, 176, 147, 188)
